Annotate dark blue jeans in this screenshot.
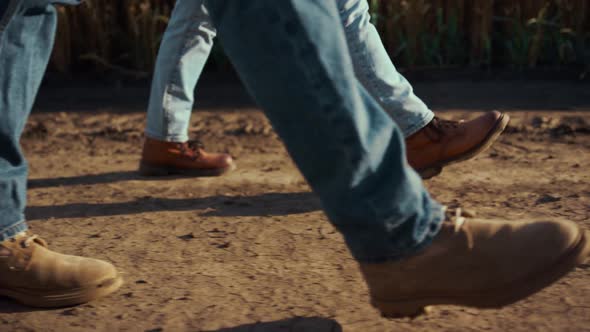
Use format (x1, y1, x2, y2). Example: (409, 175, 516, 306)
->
(203, 0, 444, 262)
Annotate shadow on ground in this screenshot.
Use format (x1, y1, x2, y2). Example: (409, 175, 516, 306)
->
(0, 300, 343, 332)
(28, 171, 142, 189)
(0, 298, 50, 313)
(208, 317, 342, 332)
(26, 192, 320, 220)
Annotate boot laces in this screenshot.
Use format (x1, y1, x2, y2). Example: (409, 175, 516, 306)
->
(444, 206, 473, 248)
(443, 206, 467, 231)
(426, 117, 462, 141)
(451, 208, 466, 233)
(179, 139, 205, 160)
(13, 233, 47, 248)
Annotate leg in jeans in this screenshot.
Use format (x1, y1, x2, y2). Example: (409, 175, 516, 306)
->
(204, 0, 589, 317)
(204, 0, 444, 262)
(0, 0, 56, 241)
(145, 0, 213, 143)
(337, 0, 433, 137)
(140, 0, 234, 176)
(337, 0, 510, 179)
(0, 0, 121, 307)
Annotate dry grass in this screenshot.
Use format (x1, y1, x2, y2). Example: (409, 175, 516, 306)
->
(50, 0, 589, 75)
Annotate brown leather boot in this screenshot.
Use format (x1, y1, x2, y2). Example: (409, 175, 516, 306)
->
(0, 232, 123, 308)
(406, 111, 510, 179)
(139, 137, 236, 177)
(360, 209, 590, 317)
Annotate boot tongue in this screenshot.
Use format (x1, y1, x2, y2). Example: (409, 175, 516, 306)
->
(12, 233, 48, 249)
(23, 235, 48, 248)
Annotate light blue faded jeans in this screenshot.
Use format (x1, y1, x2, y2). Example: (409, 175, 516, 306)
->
(202, 0, 444, 262)
(146, 0, 434, 143)
(0, 0, 66, 241)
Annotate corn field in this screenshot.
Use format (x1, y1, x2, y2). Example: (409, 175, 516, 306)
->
(51, 0, 590, 76)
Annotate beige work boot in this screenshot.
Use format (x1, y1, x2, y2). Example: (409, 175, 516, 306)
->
(360, 209, 590, 317)
(0, 232, 123, 308)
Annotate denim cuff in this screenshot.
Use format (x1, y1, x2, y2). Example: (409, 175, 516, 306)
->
(0, 219, 28, 242)
(144, 129, 189, 143)
(402, 109, 435, 138)
(353, 200, 446, 264)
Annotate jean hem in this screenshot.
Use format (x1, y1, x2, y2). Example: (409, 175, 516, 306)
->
(144, 129, 189, 143)
(0, 220, 28, 242)
(353, 202, 445, 264)
(401, 110, 435, 138)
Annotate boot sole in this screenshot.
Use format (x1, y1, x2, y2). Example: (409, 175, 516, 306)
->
(372, 230, 590, 318)
(417, 113, 511, 180)
(138, 162, 236, 177)
(0, 275, 123, 308)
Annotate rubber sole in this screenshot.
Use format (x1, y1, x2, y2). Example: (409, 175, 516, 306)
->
(417, 113, 511, 180)
(0, 275, 123, 308)
(138, 162, 236, 177)
(372, 230, 590, 318)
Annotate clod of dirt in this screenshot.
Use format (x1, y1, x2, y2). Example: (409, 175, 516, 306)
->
(531, 116, 559, 129)
(22, 121, 49, 139)
(550, 124, 575, 138)
(177, 233, 196, 241)
(527, 115, 590, 138)
(216, 242, 231, 249)
(535, 194, 562, 205)
(135, 280, 149, 284)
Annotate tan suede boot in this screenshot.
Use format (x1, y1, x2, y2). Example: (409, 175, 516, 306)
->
(406, 111, 510, 179)
(139, 137, 235, 177)
(360, 210, 590, 317)
(0, 232, 123, 308)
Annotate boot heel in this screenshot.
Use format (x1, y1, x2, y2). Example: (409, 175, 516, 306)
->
(372, 299, 430, 318)
(138, 163, 170, 176)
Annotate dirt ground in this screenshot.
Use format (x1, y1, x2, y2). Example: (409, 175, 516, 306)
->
(1, 81, 590, 331)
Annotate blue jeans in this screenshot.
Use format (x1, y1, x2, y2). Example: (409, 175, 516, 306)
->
(146, 0, 434, 142)
(203, 0, 444, 262)
(0, 0, 62, 241)
(0, 0, 443, 262)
